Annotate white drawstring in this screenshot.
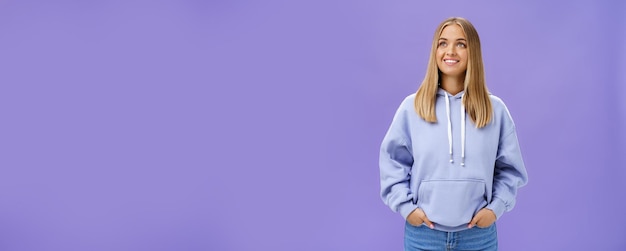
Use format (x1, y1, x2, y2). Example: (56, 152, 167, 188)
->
(445, 92, 453, 163)
(461, 99, 466, 166)
(444, 91, 466, 166)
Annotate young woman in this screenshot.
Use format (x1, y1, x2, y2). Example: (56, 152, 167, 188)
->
(379, 17, 528, 251)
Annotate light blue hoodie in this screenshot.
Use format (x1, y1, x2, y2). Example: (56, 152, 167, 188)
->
(379, 88, 528, 232)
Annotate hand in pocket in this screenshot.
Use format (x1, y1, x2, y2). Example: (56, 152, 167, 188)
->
(407, 208, 434, 229)
(468, 208, 496, 228)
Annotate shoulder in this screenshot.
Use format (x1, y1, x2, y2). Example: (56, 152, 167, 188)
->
(488, 93, 516, 127)
(396, 93, 417, 110)
(402, 93, 417, 103)
(488, 93, 511, 115)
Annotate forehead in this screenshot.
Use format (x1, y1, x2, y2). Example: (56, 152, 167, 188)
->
(439, 24, 465, 39)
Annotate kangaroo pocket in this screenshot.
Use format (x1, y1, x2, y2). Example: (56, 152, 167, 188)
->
(417, 179, 487, 227)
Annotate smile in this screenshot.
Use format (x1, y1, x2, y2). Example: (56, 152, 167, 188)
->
(443, 59, 460, 66)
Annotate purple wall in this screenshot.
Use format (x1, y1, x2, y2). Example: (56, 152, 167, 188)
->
(1, 0, 624, 250)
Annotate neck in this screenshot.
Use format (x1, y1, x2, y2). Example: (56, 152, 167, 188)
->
(440, 74, 465, 95)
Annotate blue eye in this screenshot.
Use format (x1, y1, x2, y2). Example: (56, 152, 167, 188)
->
(439, 42, 447, 47)
(457, 43, 466, 48)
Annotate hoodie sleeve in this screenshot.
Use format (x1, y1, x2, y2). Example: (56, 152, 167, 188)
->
(486, 108, 529, 219)
(379, 100, 417, 219)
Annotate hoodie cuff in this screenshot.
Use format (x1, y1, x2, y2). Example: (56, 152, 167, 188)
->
(486, 198, 506, 219)
(399, 202, 419, 219)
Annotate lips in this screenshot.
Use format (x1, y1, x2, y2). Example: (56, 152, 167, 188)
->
(443, 58, 460, 66)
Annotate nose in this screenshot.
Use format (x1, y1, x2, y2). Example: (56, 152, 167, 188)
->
(445, 46, 456, 56)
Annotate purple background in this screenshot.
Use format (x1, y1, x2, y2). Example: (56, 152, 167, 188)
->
(1, 0, 625, 250)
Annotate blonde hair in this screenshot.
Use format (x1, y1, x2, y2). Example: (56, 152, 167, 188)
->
(414, 17, 492, 128)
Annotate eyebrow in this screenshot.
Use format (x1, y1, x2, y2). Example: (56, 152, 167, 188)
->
(439, 38, 467, 41)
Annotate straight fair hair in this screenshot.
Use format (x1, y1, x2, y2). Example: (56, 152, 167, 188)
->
(414, 17, 493, 128)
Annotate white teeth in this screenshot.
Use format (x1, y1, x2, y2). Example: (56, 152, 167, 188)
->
(444, 60, 458, 63)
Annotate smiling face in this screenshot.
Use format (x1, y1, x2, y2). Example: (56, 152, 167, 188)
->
(436, 24, 468, 79)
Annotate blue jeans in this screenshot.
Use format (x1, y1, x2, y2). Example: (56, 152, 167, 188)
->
(404, 221, 498, 251)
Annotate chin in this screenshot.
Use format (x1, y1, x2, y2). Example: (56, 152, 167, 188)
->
(440, 70, 465, 77)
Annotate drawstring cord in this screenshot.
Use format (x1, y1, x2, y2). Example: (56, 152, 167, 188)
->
(444, 92, 466, 166)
